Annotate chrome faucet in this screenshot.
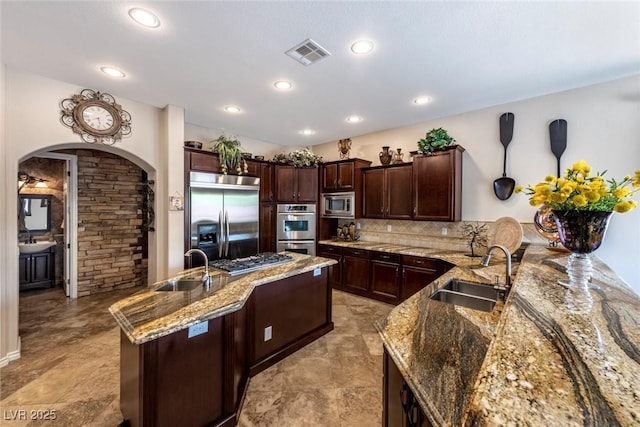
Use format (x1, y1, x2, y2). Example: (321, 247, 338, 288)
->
(184, 249, 211, 289)
(481, 244, 512, 293)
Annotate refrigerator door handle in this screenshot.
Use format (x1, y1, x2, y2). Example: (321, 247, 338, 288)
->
(218, 210, 223, 258)
(224, 210, 230, 257)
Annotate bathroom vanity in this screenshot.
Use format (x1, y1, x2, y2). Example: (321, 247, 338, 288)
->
(18, 243, 56, 290)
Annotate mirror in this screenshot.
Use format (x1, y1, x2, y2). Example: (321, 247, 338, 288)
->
(19, 195, 52, 232)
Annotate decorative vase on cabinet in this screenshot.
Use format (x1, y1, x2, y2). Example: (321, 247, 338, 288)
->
(379, 146, 392, 165)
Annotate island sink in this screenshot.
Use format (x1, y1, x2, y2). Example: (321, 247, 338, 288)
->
(154, 278, 204, 292)
(430, 279, 498, 312)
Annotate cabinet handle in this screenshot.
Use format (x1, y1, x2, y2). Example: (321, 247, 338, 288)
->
(298, 192, 301, 198)
(380, 255, 390, 259)
(337, 179, 341, 186)
(413, 206, 417, 216)
(415, 260, 424, 265)
(408, 400, 420, 426)
(293, 193, 296, 199)
(400, 383, 409, 411)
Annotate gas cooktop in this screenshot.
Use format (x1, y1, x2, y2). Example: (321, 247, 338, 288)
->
(208, 252, 293, 276)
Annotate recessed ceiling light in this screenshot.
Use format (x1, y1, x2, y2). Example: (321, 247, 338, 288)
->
(350, 39, 374, 55)
(274, 80, 293, 90)
(224, 105, 241, 113)
(300, 129, 315, 136)
(346, 115, 363, 123)
(100, 66, 126, 78)
(128, 8, 160, 28)
(414, 96, 432, 105)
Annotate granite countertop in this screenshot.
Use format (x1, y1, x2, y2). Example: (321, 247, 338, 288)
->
(321, 240, 640, 426)
(109, 253, 336, 345)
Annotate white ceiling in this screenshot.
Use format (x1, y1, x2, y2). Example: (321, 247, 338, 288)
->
(2, 1, 639, 146)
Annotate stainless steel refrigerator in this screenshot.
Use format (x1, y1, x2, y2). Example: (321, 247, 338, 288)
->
(188, 171, 260, 266)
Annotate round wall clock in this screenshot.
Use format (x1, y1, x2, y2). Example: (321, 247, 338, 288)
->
(60, 89, 132, 145)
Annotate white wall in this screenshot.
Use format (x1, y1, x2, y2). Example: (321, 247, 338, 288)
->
(313, 76, 640, 294)
(0, 69, 170, 364)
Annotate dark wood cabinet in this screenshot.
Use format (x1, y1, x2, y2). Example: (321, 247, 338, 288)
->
(259, 202, 276, 253)
(412, 146, 464, 222)
(401, 256, 439, 301)
(318, 244, 448, 305)
(120, 316, 227, 427)
(259, 163, 275, 202)
(248, 269, 332, 374)
(187, 149, 221, 173)
(321, 159, 371, 192)
(342, 247, 370, 294)
(363, 164, 412, 219)
(317, 244, 343, 290)
(370, 252, 402, 304)
(19, 246, 55, 290)
(275, 166, 318, 202)
(120, 268, 333, 427)
(384, 349, 431, 427)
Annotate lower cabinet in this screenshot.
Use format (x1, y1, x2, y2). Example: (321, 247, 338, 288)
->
(370, 252, 402, 304)
(317, 244, 343, 289)
(19, 247, 56, 290)
(318, 243, 447, 305)
(342, 247, 370, 294)
(120, 268, 333, 427)
(401, 256, 439, 301)
(120, 315, 230, 427)
(248, 268, 333, 374)
(384, 349, 432, 427)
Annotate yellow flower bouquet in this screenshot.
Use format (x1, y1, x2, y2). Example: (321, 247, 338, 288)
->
(515, 160, 640, 213)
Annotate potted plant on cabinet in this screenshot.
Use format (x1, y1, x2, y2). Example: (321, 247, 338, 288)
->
(211, 134, 247, 174)
(417, 127, 455, 155)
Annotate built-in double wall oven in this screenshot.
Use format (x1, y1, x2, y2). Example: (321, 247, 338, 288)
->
(276, 203, 316, 256)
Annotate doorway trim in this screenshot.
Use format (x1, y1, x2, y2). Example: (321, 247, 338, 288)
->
(32, 151, 78, 298)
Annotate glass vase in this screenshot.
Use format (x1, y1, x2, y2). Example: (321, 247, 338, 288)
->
(552, 209, 613, 311)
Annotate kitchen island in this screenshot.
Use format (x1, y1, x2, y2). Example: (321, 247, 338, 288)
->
(110, 253, 336, 427)
(369, 243, 640, 426)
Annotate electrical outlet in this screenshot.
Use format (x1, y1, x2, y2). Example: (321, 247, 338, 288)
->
(387, 224, 392, 232)
(441, 227, 448, 236)
(264, 326, 272, 342)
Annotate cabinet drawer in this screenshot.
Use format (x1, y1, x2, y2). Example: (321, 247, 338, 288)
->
(317, 244, 342, 255)
(343, 247, 370, 259)
(402, 255, 438, 270)
(371, 251, 401, 264)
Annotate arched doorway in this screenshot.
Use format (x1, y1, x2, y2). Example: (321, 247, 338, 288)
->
(18, 143, 156, 299)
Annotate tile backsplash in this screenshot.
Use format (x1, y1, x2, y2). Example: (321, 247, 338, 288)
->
(348, 218, 546, 253)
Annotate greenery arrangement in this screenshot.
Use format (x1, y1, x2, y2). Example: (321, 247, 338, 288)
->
(516, 160, 640, 213)
(211, 134, 248, 174)
(461, 222, 487, 257)
(272, 147, 322, 167)
(417, 127, 455, 155)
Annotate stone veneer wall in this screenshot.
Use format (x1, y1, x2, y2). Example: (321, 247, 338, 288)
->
(65, 150, 148, 296)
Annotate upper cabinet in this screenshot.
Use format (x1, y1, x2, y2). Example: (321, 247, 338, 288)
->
(187, 149, 221, 173)
(275, 165, 318, 203)
(321, 159, 371, 192)
(259, 163, 275, 202)
(412, 146, 464, 222)
(363, 164, 413, 219)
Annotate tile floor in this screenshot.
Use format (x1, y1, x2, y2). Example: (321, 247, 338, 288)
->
(0, 286, 392, 426)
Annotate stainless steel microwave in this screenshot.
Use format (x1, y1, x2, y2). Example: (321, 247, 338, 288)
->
(321, 192, 355, 218)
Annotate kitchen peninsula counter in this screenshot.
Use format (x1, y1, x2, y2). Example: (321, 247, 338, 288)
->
(359, 241, 640, 426)
(110, 253, 336, 345)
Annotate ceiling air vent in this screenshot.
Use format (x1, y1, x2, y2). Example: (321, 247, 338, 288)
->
(285, 38, 331, 66)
